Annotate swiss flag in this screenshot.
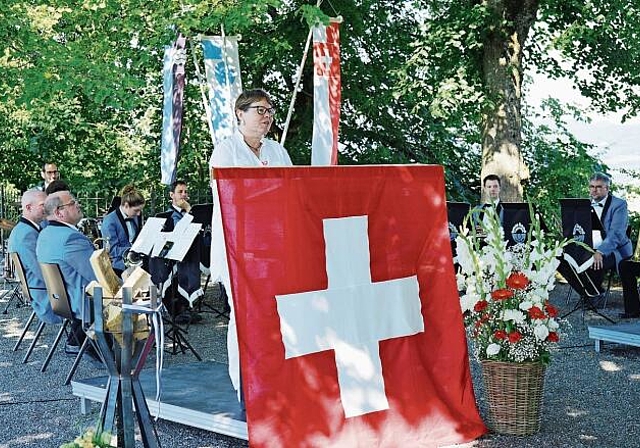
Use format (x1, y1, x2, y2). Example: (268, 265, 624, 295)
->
(215, 165, 486, 447)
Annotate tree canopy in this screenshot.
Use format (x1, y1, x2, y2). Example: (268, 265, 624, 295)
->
(2, 0, 637, 223)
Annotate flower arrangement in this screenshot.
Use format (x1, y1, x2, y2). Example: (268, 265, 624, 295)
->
(60, 427, 114, 448)
(455, 205, 569, 364)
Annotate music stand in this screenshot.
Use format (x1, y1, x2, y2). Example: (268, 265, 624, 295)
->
(190, 204, 229, 319)
(134, 215, 203, 359)
(502, 202, 532, 247)
(559, 198, 614, 323)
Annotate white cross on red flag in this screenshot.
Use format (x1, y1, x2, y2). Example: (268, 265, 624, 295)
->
(215, 165, 486, 447)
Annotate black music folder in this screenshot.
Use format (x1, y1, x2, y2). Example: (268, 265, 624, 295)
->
(501, 202, 531, 246)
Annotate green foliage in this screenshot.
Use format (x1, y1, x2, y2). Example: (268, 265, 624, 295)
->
(522, 98, 606, 230)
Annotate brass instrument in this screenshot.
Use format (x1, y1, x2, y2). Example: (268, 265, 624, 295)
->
(0, 218, 16, 231)
(123, 249, 144, 268)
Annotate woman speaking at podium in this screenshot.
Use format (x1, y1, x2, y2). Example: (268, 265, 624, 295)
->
(209, 88, 292, 400)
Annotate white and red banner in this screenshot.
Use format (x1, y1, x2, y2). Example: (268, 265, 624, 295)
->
(215, 165, 486, 447)
(312, 21, 341, 166)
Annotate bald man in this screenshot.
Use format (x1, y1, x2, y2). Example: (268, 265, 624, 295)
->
(8, 189, 62, 324)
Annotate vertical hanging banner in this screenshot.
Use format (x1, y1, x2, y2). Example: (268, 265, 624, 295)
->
(161, 34, 187, 185)
(215, 165, 487, 447)
(312, 20, 341, 166)
(201, 36, 243, 146)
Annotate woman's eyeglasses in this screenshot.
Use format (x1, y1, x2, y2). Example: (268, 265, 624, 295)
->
(246, 105, 276, 116)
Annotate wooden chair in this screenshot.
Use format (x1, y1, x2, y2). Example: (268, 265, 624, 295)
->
(39, 262, 103, 383)
(38, 262, 76, 373)
(10, 252, 49, 364)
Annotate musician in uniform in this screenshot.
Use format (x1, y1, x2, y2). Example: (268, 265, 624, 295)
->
(8, 189, 62, 324)
(558, 172, 632, 303)
(152, 180, 204, 324)
(36, 191, 97, 352)
(35, 162, 60, 192)
(101, 184, 145, 277)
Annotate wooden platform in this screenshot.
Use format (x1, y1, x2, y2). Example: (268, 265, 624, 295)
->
(588, 323, 640, 352)
(71, 360, 248, 440)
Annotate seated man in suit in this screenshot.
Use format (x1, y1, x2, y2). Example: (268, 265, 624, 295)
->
(558, 172, 633, 308)
(101, 184, 145, 277)
(151, 180, 204, 324)
(8, 189, 62, 325)
(36, 191, 97, 352)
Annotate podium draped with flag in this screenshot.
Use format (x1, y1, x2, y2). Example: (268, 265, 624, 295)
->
(214, 165, 486, 447)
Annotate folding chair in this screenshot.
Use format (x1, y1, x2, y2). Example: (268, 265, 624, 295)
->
(1, 251, 24, 314)
(10, 253, 49, 363)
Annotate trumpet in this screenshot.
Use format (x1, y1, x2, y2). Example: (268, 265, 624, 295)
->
(123, 249, 144, 268)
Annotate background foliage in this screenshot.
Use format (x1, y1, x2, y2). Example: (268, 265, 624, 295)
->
(2, 0, 638, 227)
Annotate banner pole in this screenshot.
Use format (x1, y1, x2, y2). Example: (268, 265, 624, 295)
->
(191, 36, 217, 150)
(281, 0, 323, 147)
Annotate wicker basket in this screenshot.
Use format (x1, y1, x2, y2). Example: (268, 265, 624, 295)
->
(481, 360, 546, 436)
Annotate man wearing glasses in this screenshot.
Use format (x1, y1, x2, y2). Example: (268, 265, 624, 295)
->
(35, 162, 61, 192)
(36, 190, 97, 352)
(558, 172, 632, 312)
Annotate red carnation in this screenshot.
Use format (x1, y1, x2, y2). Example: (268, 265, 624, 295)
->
(506, 272, 530, 290)
(545, 303, 559, 318)
(474, 300, 489, 312)
(528, 306, 546, 319)
(547, 332, 560, 343)
(507, 331, 522, 343)
(494, 330, 507, 340)
(491, 288, 514, 301)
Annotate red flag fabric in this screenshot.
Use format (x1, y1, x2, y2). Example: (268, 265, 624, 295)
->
(312, 20, 341, 166)
(215, 165, 486, 447)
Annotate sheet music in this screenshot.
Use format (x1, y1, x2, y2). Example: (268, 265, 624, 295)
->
(131, 217, 167, 255)
(166, 223, 202, 261)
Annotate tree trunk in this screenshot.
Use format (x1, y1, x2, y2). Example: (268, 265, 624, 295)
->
(480, 0, 538, 202)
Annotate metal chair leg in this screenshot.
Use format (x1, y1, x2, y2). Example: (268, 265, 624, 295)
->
(13, 311, 36, 351)
(22, 321, 46, 364)
(41, 320, 68, 372)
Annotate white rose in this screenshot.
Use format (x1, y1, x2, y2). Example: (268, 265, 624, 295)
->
(547, 319, 560, 331)
(519, 301, 533, 311)
(534, 324, 550, 341)
(486, 343, 501, 356)
(460, 293, 480, 313)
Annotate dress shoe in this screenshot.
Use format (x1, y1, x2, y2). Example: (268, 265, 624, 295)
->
(64, 343, 80, 355)
(618, 312, 640, 319)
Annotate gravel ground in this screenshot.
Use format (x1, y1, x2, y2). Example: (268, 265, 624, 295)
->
(1, 277, 638, 448)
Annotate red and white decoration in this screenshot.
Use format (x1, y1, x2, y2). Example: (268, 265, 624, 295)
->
(215, 165, 486, 447)
(312, 21, 341, 166)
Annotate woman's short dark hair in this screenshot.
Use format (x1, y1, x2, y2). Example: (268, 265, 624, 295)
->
(235, 89, 273, 113)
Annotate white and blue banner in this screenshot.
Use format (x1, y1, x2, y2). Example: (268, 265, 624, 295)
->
(201, 36, 242, 146)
